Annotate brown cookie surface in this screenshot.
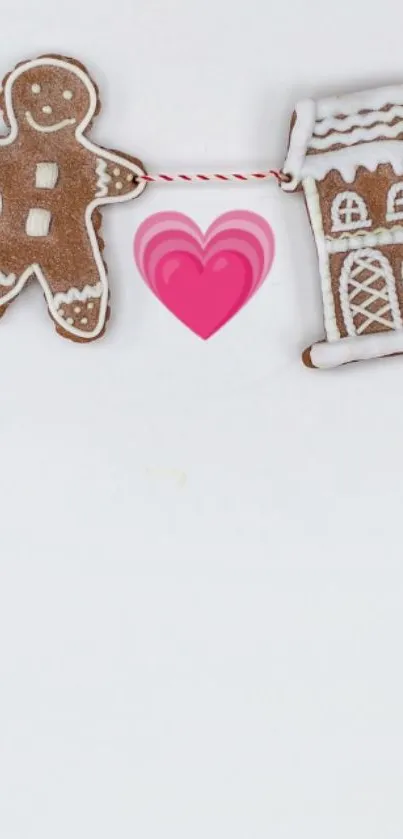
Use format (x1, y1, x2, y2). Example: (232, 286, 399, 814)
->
(0, 54, 146, 342)
(282, 87, 403, 369)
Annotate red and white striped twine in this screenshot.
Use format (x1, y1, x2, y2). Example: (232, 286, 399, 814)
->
(138, 169, 289, 185)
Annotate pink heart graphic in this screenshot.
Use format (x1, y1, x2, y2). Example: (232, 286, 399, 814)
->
(134, 211, 275, 339)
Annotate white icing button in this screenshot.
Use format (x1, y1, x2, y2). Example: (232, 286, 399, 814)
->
(42, 105, 53, 114)
(31, 84, 41, 94)
(115, 182, 123, 190)
(63, 90, 73, 100)
(113, 168, 120, 176)
(87, 302, 94, 310)
(80, 317, 88, 325)
(35, 162, 59, 189)
(67, 317, 74, 325)
(74, 306, 81, 314)
(26, 208, 52, 237)
(126, 174, 133, 181)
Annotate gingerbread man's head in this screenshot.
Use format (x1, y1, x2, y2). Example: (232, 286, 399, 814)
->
(2, 56, 99, 138)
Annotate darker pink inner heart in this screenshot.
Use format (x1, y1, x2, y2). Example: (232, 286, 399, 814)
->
(155, 250, 253, 339)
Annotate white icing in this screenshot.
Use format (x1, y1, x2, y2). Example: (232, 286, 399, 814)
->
(95, 158, 111, 197)
(31, 84, 40, 94)
(316, 86, 403, 120)
(0, 271, 16, 287)
(310, 329, 403, 369)
(63, 90, 73, 100)
(326, 225, 403, 253)
(35, 162, 59, 189)
(0, 56, 146, 339)
(339, 248, 402, 337)
(115, 181, 123, 190)
(331, 191, 371, 232)
(282, 84, 403, 190)
(25, 111, 75, 133)
(314, 105, 403, 137)
(42, 105, 52, 115)
(282, 99, 316, 190)
(309, 120, 403, 150)
(300, 141, 403, 184)
(303, 177, 339, 341)
(26, 208, 51, 237)
(53, 281, 103, 309)
(386, 181, 403, 221)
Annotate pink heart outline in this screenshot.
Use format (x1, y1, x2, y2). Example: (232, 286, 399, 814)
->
(134, 211, 275, 339)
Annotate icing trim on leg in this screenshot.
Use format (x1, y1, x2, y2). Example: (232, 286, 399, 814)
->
(52, 282, 106, 338)
(53, 281, 103, 309)
(33, 266, 108, 339)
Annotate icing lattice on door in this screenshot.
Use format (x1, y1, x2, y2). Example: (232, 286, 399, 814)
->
(340, 248, 402, 336)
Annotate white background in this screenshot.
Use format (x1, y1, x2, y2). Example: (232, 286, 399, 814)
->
(1, 1, 403, 837)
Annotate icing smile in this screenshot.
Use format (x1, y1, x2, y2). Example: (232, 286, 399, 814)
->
(25, 111, 76, 133)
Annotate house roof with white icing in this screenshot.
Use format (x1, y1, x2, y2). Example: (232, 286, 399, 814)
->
(282, 85, 403, 191)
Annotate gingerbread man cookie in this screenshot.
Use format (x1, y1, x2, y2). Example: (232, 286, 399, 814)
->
(0, 55, 146, 341)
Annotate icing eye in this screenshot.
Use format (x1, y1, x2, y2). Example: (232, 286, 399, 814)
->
(31, 84, 41, 94)
(63, 90, 73, 100)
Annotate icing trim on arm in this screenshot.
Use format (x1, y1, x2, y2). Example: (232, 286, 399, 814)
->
(95, 158, 112, 197)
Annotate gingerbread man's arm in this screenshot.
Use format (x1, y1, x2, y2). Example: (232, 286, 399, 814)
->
(90, 145, 146, 202)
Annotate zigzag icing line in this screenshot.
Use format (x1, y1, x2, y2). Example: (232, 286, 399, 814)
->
(53, 281, 104, 308)
(314, 105, 403, 137)
(309, 120, 403, 150)
(95, 158, 111, 197)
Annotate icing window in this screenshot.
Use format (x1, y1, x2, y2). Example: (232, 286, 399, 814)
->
(386, 182, 403, 221)
(331, 191, 371, 232)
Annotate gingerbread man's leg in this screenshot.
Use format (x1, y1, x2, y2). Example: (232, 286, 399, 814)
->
(36, 218, 109, 342)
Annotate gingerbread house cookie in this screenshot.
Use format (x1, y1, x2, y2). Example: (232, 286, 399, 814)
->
(0, 55, 146, 342)
(282, 85, 403, 368)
